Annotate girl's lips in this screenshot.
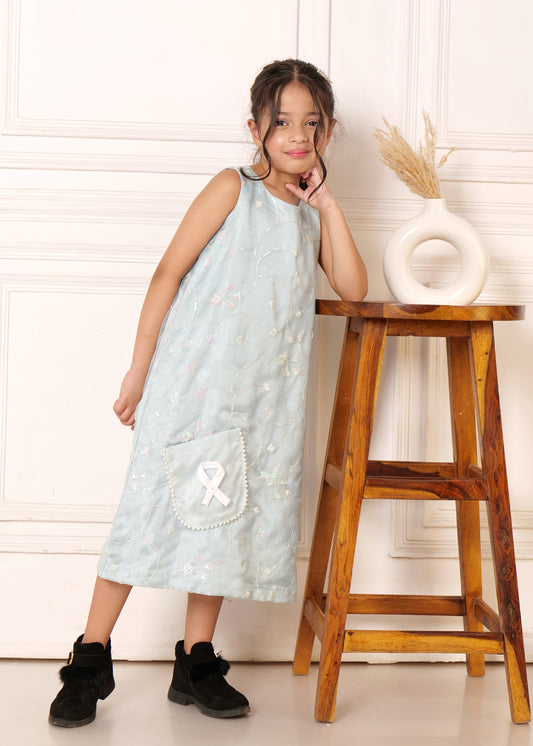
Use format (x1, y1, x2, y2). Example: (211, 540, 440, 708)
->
(286, 150, 310, 158)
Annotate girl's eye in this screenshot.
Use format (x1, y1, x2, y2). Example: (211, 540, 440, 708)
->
(276, 120, 288, 127)
(306, 120, 319, 127)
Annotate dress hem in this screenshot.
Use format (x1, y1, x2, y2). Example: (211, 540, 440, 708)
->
(96, 568, 297, 604)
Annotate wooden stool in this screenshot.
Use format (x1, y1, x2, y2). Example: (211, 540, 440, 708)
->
(294, 301, 530, 724)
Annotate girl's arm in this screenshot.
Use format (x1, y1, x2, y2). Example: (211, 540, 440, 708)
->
(318, 206, 367, 301)
(285, 167, 368, 301)
(113, 169, 241, 427)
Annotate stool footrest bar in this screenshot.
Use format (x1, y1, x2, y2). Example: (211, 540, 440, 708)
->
(343, 630, 505, 655)
(367, 460, 460, 478)
(474, 599, 501, 633)
(364, 477, 488, 501)
(340, 593, 466, 616)
(303, 598, 325, 643)
(325, 463, 488, 501)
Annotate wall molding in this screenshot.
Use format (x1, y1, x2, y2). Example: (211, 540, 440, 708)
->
(0, 0, 329, 172)
(0, 188, 192, 224)
(436, 0, 533, 151)
(0, 275, 145, 553)
(3, 189, 533, 236)
(0, 240, 163, 264)
(338, 198, 533, 236)
(1, 0, 530, 186)
(0, 149, 251, 175)
(392, 502, 533, 560)
(0, 273, 312, 556)
(407, 0, 533, 184)
(410, 256, 533, 304)
(440, 163, 533, 186)
(0, 527, 111, 555)
(297, 0, 331, 74)
(1, 0, 298, 142)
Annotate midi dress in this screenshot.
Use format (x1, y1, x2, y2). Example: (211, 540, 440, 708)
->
(97, 166, 321, 602)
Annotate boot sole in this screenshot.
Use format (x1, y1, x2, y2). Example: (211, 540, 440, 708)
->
(167, 685, 250, 718)
(49, 712, 96, 728)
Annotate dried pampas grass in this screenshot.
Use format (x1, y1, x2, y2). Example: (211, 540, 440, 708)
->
(373, 112, 455, 199)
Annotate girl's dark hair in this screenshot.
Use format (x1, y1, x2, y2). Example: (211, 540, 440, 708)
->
(242, 59, 335, 196)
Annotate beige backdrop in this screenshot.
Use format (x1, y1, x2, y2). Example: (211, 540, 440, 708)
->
(1, 0, 532, 661)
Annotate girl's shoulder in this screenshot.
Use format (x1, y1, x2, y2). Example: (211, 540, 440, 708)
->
(191, 169, 242, 223)
(207, 168, 242, 202)
(214, 167, 242, 188)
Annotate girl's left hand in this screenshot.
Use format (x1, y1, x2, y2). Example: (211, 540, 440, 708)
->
(113, 368, 146, 430)
(284, 166, 336, 212)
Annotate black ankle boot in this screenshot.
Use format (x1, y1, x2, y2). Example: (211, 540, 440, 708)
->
(48, 635, 115, 728)
(168, 640, 250, 718)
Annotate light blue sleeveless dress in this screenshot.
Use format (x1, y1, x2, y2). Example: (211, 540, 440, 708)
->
(97, 167, 321, 602)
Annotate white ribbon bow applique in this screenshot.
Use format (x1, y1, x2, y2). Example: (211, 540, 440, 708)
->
(197, 461, 231, 507)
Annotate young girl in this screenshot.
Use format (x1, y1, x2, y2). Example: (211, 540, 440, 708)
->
(49, 59, 367, 727)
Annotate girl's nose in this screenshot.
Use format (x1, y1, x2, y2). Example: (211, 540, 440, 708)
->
(291, 127, 309, 142)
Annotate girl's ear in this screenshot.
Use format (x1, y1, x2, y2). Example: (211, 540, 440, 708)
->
(319, 119, 336, 155)
(326, 119, 337, 144)
(247, 119, 262, 146)
(318, 119, 337, 155)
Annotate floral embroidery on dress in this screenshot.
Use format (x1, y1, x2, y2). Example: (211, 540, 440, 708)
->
(97, 167, 320, 602)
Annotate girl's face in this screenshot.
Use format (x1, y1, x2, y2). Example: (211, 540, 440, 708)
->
(248, 82, 335, 178)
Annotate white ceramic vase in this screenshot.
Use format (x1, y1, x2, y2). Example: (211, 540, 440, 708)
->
(383, 199, 488, 305)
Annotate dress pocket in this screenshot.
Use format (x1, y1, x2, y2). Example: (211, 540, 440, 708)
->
(163, 428, 249, 531)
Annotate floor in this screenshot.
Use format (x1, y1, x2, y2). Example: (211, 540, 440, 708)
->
(1, 660, 532, 746)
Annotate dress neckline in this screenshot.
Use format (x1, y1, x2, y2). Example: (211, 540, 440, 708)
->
(242, 166, 301, 209)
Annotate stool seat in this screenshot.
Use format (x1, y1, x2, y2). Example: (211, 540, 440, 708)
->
(294, 300, 530, 724)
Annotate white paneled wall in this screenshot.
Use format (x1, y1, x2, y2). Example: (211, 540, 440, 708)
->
(1, 0, 532, 661)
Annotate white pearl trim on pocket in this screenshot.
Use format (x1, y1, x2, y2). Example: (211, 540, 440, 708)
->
(164, 428, 249, 531)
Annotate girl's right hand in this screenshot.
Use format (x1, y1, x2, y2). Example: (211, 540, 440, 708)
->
(113, 369, 146, 429)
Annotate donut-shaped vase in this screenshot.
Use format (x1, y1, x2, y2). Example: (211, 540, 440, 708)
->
(383, 199, 488, 305)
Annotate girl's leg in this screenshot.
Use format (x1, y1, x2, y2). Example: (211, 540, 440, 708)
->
(184, 592, 224, 652)
(49, 576, 131, 728)
(82, 575, 132, 644)
(169, 592, 250, 717)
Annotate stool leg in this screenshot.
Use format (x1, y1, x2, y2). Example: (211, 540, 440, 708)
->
(293, 482, 341, 676)
(315, 318, 387, 722)
(294, 321, 361, 676)
(447, 337, 485, 677)
(470, 323, 530, 723)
